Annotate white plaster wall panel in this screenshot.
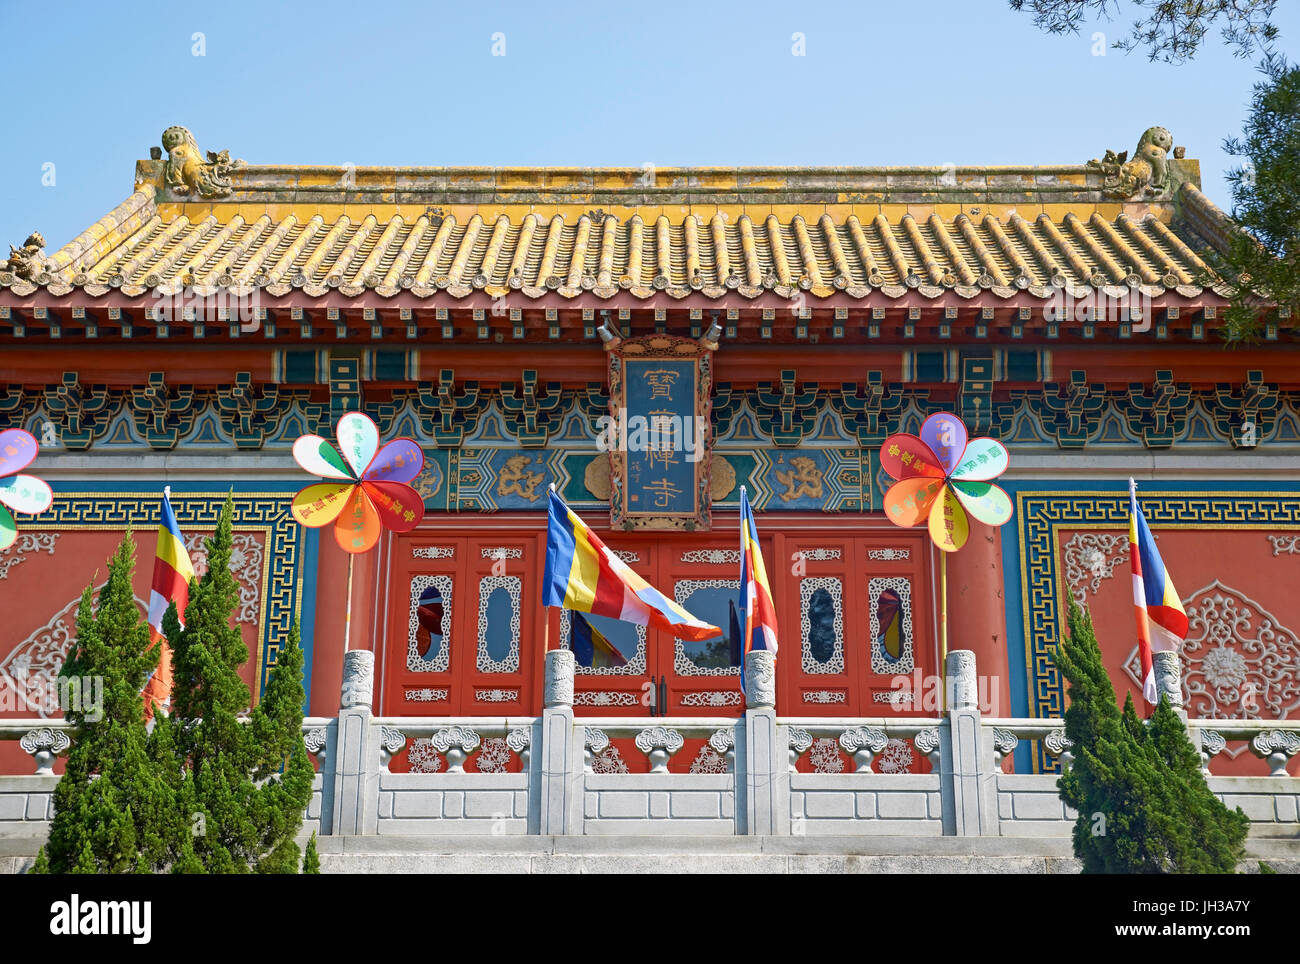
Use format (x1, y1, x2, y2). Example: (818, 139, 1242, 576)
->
(596, 791, 650, 819)
(581, 818, 732, 836)
(0, 796, 25, 820)
(463, 790, 517, 818)
(803, 791, 855, 819)
(1220, 794, 1278, 821)
(391, 790, 444, 818)
(376, 817, 529, 836)
(1011, 792, 1069, 820)
(668, 792, 723, 819)
(876, 792, 930, 819)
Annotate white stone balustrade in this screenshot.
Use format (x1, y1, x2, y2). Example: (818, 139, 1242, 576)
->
(2, 651, 1298, 854)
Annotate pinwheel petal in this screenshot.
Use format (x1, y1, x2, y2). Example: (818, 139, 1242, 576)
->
(920, 412, 968, 477)
(361, 480, 426, 532)
(879, 433, 945, 481)
(336, 412, 380, 479)
(0, 504, 15, 551)
(0, 474, 52, 515)
(950, 479, 1013, 526)
(362, 438, 425, 484)
(950, 437, 1010, 482)
(883, 476, 946, 528)
(293, 435, 353, 480)
(334, 485, 382, 554)
(291, 482, 355, 528)
(0, 428, 39, 477)
(927, 484, 970, 552)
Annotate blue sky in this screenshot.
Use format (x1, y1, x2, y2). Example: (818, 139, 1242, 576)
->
(2, 0, 1295, 249)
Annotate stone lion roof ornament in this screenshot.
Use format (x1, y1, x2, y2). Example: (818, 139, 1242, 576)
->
(1088, 126, 1174, 200)
(1, 232, 46, 281)
(160, 126, 244, 199)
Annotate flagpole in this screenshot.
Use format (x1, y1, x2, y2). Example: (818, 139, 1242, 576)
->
(343, 552, 355, 653)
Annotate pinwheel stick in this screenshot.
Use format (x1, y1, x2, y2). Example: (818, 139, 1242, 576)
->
(939, 550, 948, 711)
(344, 553, 355, 652)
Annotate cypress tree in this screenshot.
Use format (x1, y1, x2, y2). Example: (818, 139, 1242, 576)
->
(164, 495, 314, 873)
(1054, 597, 1249, 873)
(34, 532, 177, 873)
(302, 832, 321, 874)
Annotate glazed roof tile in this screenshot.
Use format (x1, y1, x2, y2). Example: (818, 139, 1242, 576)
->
(2, 135, 1238, 304)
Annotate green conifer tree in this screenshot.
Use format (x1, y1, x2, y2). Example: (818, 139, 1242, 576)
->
(34, 533, 178, 873)
(1054, 597, 1249, 873)
(164, 495, 314, 873)
(302, 832, 321, 874)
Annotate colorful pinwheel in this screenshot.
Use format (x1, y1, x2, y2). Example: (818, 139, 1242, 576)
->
(0, 428, 53, 551)
(290, 412, 426, 553)
(879, 412, 1013, 552)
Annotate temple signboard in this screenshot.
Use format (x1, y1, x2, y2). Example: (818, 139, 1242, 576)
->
(602, 334, 715, 531)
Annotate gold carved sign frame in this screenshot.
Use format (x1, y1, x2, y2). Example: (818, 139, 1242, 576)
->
(606, 334, 715, 531)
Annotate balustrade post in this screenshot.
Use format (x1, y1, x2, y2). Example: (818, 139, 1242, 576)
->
(330, 650, 381, 835)
(941, 649, 997, 836)
(538, 649, 582, 834)
(741, 650, 787, 835)
(20, 727, 69, 775)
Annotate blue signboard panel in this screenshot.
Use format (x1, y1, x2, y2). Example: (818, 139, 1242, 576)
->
(624, 358, 698, 518)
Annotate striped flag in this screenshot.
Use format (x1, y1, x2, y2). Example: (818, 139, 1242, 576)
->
(1129, 479, 1188, 705)
(141, 487, 195, 719)
(738, 486, 779, 660)
(570, 612, 629, 669)
(544, 488, 719, 641)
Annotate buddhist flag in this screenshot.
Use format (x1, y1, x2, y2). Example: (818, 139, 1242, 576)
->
(1129, 479, 1188, 705)
(571, 612, 629, 669)
(141, 487, 195, 719)
(738, 486, 779, 660)
(544, 488, 719, 641)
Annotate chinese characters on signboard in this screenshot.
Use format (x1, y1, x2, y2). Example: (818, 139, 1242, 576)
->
(604, 335, 715, 531)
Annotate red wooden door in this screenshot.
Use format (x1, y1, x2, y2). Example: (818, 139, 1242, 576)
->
(652, 536, 750, 717)
(855, 533, 935, 715)
(382, 530, 541, 715)
(565, 538, 659, 717)
(461, 534, 541, 716)
(776, 531, 859, 714)
(384, 534, 461, 715)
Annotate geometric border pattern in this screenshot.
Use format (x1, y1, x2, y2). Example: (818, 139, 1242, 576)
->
(1015, 489, 1300, 771)
(32, 490, 304, 703)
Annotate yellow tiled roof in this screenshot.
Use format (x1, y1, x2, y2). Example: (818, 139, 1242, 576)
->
(2, 135, 1235, 304)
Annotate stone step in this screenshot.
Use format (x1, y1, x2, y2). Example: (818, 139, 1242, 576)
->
(5, 834, 1295, 873)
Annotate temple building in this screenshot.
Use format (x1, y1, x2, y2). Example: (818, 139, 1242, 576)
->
(2, 123, 1297, 782)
